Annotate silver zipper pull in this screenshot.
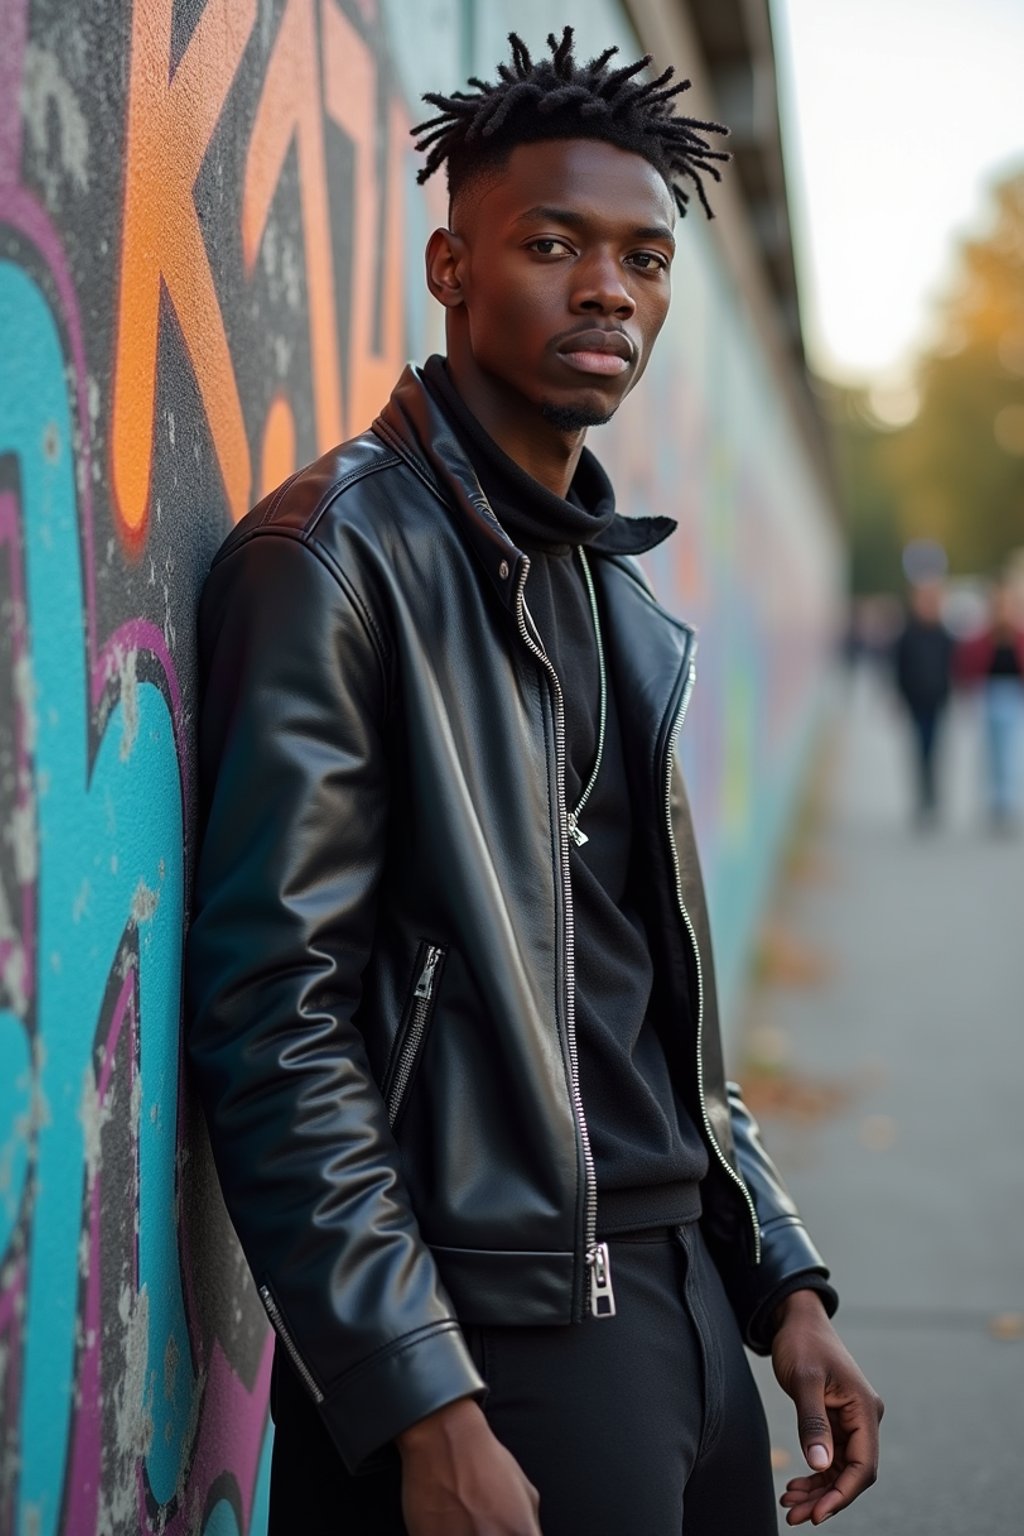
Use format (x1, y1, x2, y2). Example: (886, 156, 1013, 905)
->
(587, 1241, 616, 1318)
(414, 945, 443, 1000)
(568, 814, 589, 848)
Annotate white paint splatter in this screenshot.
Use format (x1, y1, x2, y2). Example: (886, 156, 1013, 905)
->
(0, 873, 28, 1017)
(262, 217, 278, 277)
(22, 42, 91, 194)
(28, 1035, 51, 1142)
(274, 333, 293, 376)
(281, 236, 302, 311)
(12, 628, 38, 756)
(79, 1062, 112, 1195)
(117, 646, 139, 762)
(71, 877, 91, 924)
(7, 794, 37, 887)
(131, 878, 158, 926)
(97, 1283, 153, 1535)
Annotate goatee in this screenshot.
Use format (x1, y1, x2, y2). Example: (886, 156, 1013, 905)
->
(539, 400, 614, 433)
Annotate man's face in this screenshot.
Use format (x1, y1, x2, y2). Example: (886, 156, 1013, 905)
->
(441, 137, 676, 431)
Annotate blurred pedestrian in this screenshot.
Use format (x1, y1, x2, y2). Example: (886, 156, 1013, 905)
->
(890, 580, 955, 825)
(956, 582, 1024, 830)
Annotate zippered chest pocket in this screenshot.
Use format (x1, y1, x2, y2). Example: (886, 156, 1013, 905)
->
(383, 942, 447, 1129)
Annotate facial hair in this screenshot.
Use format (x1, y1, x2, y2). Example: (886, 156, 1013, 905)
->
(539, 400, 615, 433)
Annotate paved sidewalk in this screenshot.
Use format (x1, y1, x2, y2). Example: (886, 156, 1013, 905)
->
(742, 663, 1024, 1536)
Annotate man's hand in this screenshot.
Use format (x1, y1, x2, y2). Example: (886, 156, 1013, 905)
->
(397, 1396, 542, 1535)
(771, 1289, 884, 1526)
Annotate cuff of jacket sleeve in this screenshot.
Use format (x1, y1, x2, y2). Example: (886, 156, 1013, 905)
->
(746, 1272, 839, 1355)
(319, 1319, 486, 1473)
(712, 1212, 837, 1356)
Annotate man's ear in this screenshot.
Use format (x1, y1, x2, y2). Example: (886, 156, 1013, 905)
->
(425, 227, 468, 309)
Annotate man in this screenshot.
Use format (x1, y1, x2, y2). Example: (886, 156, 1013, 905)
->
(891, 580, 955, 825)
(187, 29, 882, 1535)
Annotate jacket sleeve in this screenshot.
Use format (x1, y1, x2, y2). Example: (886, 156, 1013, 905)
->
(186, 528, 484, 1471)
(715, 1083, 838, 1354)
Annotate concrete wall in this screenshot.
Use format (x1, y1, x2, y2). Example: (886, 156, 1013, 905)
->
(0, 1, 840, 1531)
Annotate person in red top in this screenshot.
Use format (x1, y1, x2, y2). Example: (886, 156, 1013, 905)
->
(956, 581, 1024, 829)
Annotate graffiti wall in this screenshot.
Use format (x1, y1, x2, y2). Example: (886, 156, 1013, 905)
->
(0, 0, 840, 1531)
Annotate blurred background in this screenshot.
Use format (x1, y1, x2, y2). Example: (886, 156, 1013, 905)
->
(0, 1, 1021, 1532)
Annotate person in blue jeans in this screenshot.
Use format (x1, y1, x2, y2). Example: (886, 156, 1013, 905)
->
(958, 582, 1024, 830)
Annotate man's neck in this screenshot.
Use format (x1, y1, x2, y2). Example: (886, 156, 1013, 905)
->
(443, 353, 585, 500)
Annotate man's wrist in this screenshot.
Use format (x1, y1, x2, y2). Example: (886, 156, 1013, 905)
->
(395, 1394, 484, 1457)
(772, 1286, 830, 1333)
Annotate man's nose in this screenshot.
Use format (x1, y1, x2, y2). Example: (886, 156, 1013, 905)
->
(572, 254, 636, 317)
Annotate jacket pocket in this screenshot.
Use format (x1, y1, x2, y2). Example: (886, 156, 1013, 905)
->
(382, 941, 447, 1131)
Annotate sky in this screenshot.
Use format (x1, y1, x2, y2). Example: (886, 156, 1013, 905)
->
(770, 0, 1024, 394)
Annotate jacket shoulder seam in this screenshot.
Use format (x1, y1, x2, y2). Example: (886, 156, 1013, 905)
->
(219, 444, 402, 550)
(372, 418, 450, 507)
(212, 525, 391, 680)
(304, 449, 404, 537)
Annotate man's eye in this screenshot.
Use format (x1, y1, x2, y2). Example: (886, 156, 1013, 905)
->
(628, 252, 668, 271)
(529, 239, 567, 256)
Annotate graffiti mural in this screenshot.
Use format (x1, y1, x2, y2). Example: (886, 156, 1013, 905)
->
(0, 0, 839, 1530)
(0, 0, 431, 1529)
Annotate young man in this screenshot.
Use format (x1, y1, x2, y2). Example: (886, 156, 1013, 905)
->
(187, 30, 882, 1536)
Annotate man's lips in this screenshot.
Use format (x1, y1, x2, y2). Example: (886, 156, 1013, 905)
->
(555, 329, 634, 378)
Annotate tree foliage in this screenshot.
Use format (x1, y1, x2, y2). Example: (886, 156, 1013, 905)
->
(826, 166, 1024, 593)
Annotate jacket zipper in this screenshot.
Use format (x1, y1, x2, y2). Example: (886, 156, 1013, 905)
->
(513, 558, 613, 1319)
(259, 1282, 324, 1403)
(663, 656, 761, 1263)
(386, 944, 444, 1128)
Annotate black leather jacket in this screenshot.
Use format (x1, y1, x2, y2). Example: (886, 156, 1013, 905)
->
(186, 366, 833, 1472)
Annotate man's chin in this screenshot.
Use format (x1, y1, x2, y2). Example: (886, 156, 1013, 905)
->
(539, 398, 616, 433)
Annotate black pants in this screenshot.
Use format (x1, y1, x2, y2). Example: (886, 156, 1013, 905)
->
(269, 1224, 778, 1536)
(908, 704, 944, 813)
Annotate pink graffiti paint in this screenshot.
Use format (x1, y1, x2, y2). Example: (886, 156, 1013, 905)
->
(0, 0, 28, 185)
(144, 1335, 274, 1536)
(0, 1258, 26, 1536)
(63, 971, 137, 1536)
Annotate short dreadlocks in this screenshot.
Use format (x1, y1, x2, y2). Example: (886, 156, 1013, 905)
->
(412, 27, 730, 220)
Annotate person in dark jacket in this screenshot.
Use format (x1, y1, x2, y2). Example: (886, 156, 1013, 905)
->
(186, 29, 882, 1536)
(891, 580, 955, 823)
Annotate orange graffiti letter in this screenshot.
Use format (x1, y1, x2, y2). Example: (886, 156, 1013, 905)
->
(113, 0, 256, 545)
(322, 2, 406, 433)
(243, 0, 342, 454)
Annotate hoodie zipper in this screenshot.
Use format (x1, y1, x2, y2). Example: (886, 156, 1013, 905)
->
(566, 548, 607, 850)
(259, 1283, 324, 1402)
(386, 944, 445, 1128)
(663, 656, 761, 1263)
(513, 557, 612, 1319)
